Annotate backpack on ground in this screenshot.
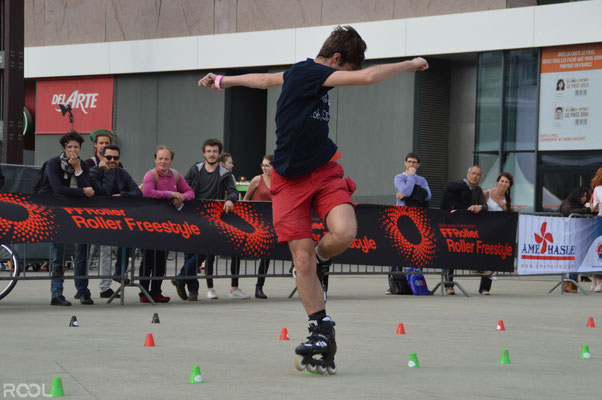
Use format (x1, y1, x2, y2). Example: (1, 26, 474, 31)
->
(406, 268, 430, 295)
(388, 270, 413, 295)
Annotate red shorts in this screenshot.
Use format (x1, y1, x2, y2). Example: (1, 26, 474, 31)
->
(270, 162, 356, 243)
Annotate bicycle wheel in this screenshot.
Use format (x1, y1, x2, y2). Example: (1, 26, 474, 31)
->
(0, 244, 20, 301)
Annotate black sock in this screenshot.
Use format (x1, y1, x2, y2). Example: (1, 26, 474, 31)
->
(308, 310, 327, 323)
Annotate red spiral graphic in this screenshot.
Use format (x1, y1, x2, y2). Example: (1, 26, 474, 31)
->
(379, 206, 437, 266)
(0, 193, 57, 243)
(198, 202, 276, 258)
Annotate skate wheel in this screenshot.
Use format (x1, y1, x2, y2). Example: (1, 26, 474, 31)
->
(327, 365, 337, 375)
(306, 362, 317, 373)
(294, 356, 306, 371)
(317, 364, 327, 374)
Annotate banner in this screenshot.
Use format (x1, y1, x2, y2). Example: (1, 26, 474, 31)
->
(538, 43, 602, 151)
(517, 214, 602, 274)
(0, 194, 517, 271)
(36, 77, 114, 134)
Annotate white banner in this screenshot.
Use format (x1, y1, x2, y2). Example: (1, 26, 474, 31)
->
(518, 215, 602, 275)
(538, 43, 602, 151)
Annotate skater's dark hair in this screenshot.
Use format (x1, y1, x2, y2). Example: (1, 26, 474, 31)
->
(202, 138, 223, 154)
(317, 26, 367, 69)
(405, 153, 421, 163)
(59, 131, 84, 148)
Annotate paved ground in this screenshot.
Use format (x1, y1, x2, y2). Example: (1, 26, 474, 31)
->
(0, 274, 600, 400)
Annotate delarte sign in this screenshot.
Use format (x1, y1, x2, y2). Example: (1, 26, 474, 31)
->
(35, 77, 114, 134)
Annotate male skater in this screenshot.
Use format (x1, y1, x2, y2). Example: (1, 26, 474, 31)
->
(199, 25, 428, 373)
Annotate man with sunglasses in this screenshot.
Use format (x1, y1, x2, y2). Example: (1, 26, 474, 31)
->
(89, 144, 142, 299)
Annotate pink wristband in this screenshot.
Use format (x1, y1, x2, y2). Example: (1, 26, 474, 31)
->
(215, 75, 224, 90)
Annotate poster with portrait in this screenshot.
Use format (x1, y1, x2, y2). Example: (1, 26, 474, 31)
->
(538, 43, 602, 151)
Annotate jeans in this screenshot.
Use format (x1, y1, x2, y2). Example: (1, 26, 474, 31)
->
(139, 249, 167, 295)
(176, 253, 203, 294)
(99, 246, 130, 292)
(51, 243, 89, 299)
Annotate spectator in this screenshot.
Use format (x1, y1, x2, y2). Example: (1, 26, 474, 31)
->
(481, 172, 514, 295)
(173, 139, 241, 301)
(387, 153, 431, 295)
(89, 144, 142, 298)
(559, 186, 594, 217)
(589, 168, 602, 291)
(139, 145, 194, 303)
(394, 153, 431, 207)
(0, 165, 5, 190)
(243, 155, 274, 299)
(38, 131, 95, 306)
(85, 130, 121, 169)
(441, 165, 488, 295)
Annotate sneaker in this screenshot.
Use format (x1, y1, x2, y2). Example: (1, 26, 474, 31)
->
(445, 287, 456, 295)
(480, 290, 490, 295)
(50, 295, 71, 306)
(229, 288, 250, 299)
(139, 294, 151, 303)
(152, 293, 170, 303)
(171, 280, 188, 301)
(74, 292, 81, 300)
(385, 289, 392, 295)
(100, 288, 119, 299)
(80, 294, 94, 305)
(206, 288, 218, 299)
(187, 292, 198, 301)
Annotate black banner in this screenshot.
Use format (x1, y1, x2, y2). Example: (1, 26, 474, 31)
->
(0, 194, 518, 271)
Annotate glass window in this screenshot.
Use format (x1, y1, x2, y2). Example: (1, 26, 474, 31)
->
(503, 49, 539, 151)
(475, 52, 503, 152)
(502, 153, 536, 212)
(475, 153, 500, 190)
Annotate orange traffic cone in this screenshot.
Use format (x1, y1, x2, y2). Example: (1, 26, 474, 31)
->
(496, 320, 506, 331)
(279, 328, 290, 341)
(396, 323, 406, 335)
(144, 333, 155, 347)
(587, 317, 596, 328)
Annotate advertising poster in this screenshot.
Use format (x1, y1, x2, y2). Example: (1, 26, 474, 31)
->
(518, 214, 602, 274)
(538, 43, 602, 151)
(36, 77, 114, 134)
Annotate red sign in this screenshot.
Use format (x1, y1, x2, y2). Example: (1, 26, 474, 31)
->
(36, 77, 114, 134)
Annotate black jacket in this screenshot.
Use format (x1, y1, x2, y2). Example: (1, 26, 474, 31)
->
(441, 179, 488, 212)
(37, 156, 91, 197)
(89, 166, 142, 198)
(185, 162, 238, 203)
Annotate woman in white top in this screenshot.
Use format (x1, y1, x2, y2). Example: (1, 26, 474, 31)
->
(589, 168, 602, 291)
(480, 172, 513, 294)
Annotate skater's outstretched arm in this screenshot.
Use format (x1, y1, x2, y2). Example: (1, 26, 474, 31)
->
(323, 57, 428, 87)
(198, 72, 284, 90)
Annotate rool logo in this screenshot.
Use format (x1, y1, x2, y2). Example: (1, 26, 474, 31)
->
(534, 222, 554, 254)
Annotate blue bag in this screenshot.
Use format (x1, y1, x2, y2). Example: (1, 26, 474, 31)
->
(406, 268, 430, 296)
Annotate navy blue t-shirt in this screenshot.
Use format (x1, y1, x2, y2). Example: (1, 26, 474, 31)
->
(272, 59, 338, 177)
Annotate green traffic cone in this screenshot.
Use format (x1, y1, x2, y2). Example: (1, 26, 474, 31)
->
(407, 352, 420, 368)
(188, 365, 203, 383)
(49, 376, 64, 397)
(499, 349, 511, 364)
(580, 345, 591, 360)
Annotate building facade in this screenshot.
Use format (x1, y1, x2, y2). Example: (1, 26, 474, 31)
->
(24, 0, 602, 210)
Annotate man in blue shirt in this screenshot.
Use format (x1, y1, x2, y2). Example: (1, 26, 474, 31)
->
(198, 25, 429, 374)
(394, 153, 431, 207)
